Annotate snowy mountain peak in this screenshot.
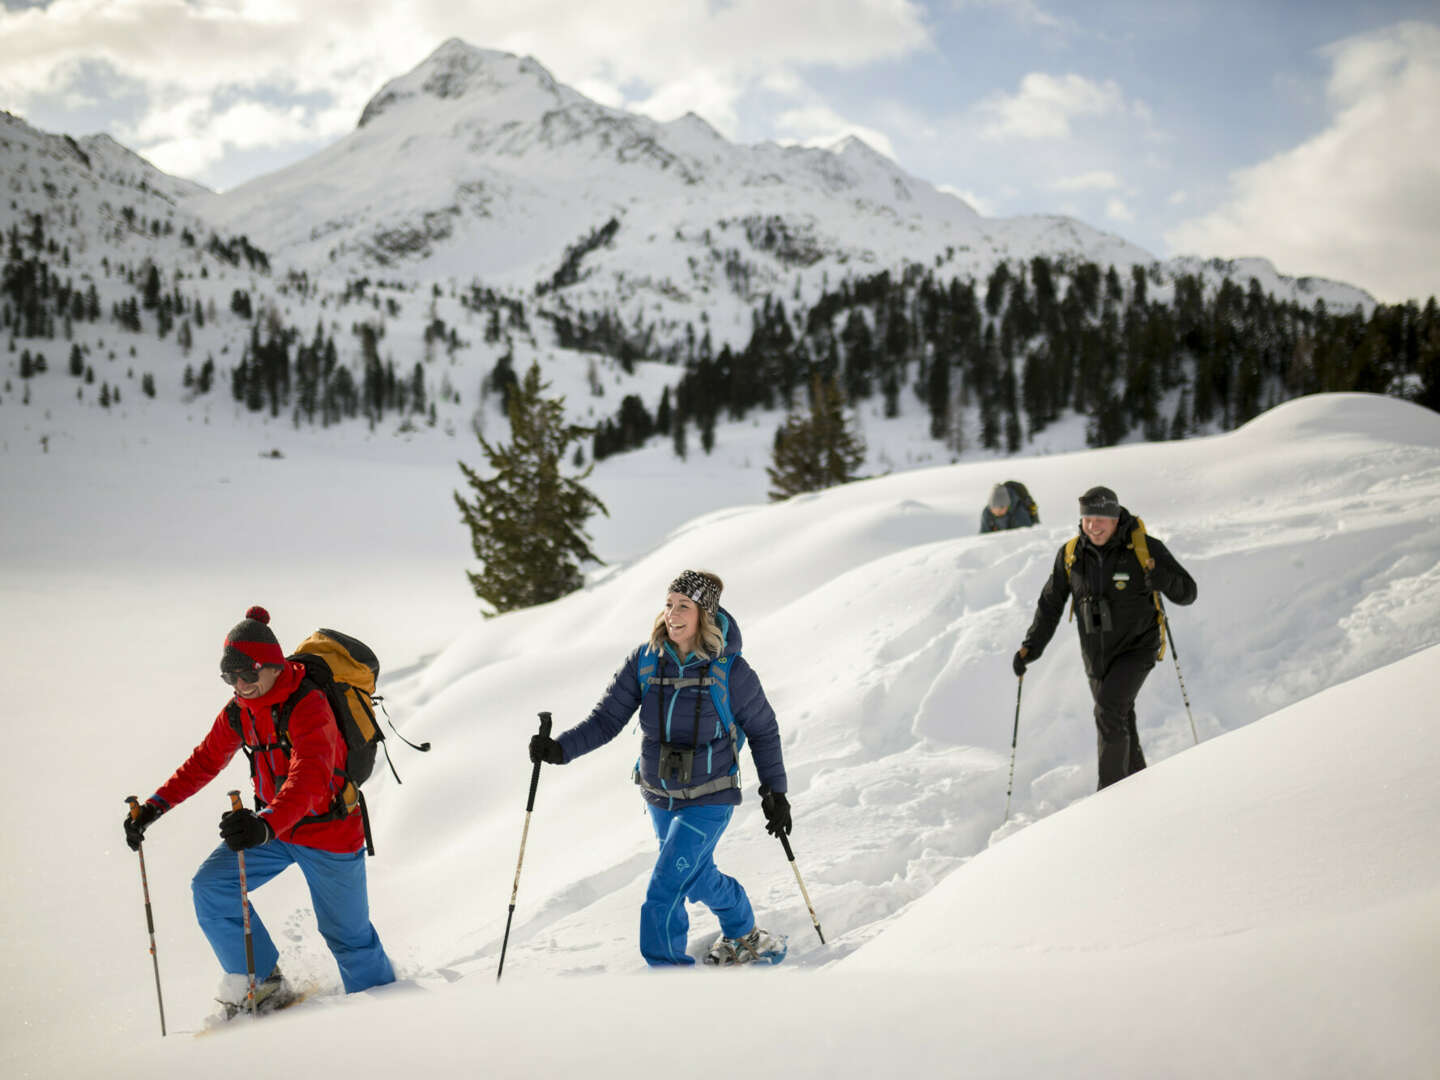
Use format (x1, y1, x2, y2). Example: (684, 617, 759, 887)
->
(357, 39, 571, 129)
(0, 108, 210, 215)
(828, 133, 892, 166)
(663, 110, 728, 147)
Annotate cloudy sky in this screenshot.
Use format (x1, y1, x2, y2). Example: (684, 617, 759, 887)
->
(2, 0, 1437, 304)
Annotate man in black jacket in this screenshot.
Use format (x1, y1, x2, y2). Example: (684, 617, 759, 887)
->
(1013, 486, 1197, 789)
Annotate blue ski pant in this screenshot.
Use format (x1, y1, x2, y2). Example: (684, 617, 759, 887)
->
(192, 840, 395, 993)
(640, 803, 754, 966)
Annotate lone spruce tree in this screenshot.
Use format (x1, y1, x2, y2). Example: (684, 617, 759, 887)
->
(766, 375, 867, 501)
(455, 361, 609, 613)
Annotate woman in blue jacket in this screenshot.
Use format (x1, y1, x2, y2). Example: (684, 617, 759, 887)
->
(529, 570, 792, 966)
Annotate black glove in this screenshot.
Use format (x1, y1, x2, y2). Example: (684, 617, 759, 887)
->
(1145, 561, 1173, 594)
(529, 733, 564, 765)
(219, 808, 274, 850)
(1012, 650, 1029, 678)
(759, 786, 792, 838)
(123, 800, 162, 851)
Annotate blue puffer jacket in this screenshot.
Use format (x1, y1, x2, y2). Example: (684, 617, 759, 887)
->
(556, 608, 787, 809)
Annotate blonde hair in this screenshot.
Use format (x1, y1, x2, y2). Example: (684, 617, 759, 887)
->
(650, 571, 726, 658)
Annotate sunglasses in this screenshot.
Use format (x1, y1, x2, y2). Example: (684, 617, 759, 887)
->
(221, 665, 263, 687)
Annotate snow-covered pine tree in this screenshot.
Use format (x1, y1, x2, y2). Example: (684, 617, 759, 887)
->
(767, 375, 867, 502)
(455, 362, 609, 614)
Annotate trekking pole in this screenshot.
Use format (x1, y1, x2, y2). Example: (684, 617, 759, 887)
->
(1159, 602, 1199, 746)
(125, 796, 167, 1036)
(497, 711, 552, 981)
(1003, 674, 1023, 823)
(227, 790, 257, 1017)
(778, 833, 825, 945)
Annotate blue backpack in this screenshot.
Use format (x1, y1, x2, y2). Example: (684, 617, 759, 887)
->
(633, 647, 746, 800)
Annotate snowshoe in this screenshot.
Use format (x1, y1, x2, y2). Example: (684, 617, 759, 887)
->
(703, 928, 788, 967)
(214, 967, 302, 1021)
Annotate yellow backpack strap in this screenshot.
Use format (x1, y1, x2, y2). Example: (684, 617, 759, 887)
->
(1064, 535, 1081, 621)
(1127, 517, 1167, 660)
(1129, 517, 1151, 568)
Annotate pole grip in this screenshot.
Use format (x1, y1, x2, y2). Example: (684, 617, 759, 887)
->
(1161, 601, 1181, 660)
(525, 712, 552, 812)
(126, 795, 142, 820)
(227, 789, 243, 812)
(779, 831, 795, 862)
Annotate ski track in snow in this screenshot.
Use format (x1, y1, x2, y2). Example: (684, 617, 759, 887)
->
(366, 395, 1440, 988)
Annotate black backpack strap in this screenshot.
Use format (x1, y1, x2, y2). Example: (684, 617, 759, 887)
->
(271, 677, 347, 785)
(226, 701, 260, 799)
(374, 695, 430, 756)
(691, 664, 706, 748)
(270, 676, 318, 747)
(357, 790, 375, 856)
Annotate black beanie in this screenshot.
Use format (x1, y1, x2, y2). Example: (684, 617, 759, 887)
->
(222, 605, 285, 675)
(1078, 486, 1121, 518)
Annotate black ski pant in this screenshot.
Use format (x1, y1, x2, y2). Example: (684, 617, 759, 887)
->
(1088, 649, 1153, 790)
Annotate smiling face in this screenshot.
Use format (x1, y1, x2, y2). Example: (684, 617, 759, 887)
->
(231, 665, 281, 699)
(1081, 515, 1119, 546)
(664, 592, 701, 654)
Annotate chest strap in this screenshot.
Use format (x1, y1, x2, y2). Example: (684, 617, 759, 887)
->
(633, 766, 741, 802)
(653, 676, 714, 689)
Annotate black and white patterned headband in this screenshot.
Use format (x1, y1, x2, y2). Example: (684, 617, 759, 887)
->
(669, 570, 720, 614)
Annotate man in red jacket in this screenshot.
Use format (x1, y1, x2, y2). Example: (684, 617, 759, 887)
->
(123, 607, 394, 1013)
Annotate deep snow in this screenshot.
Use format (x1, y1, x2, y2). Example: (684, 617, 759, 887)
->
(2, 392, 1438, 1078)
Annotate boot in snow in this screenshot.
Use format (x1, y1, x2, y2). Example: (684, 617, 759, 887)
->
(214, 967, 299, 1019)
(704, 927, 788, 966)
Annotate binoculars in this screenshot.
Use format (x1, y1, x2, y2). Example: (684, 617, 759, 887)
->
(1077, 596, 1114, 634)
(657, 742, 695, 786)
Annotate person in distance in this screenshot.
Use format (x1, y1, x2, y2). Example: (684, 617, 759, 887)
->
(980, 481, 1038, 533)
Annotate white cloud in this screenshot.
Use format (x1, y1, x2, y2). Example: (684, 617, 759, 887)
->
(975, 72, 1129, 140)
(570, 77, 624, 110)
(774, 105, 898, 160)
(1105, 197, 1134, 222)
(124, 96, 355, 179)
(1165, 21, 1440, 303)
(951, 0, 1071, 34)
(1050, 169, 1121, 192)
(627, 69, 749, 139)
(938, 183, 997, 217)
(0, 0, 932, 183)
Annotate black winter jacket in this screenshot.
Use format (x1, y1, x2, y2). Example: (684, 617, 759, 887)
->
(1022, 509, 1197, 678)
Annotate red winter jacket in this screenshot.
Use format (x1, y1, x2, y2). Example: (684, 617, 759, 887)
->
(151, 660, 364, 853)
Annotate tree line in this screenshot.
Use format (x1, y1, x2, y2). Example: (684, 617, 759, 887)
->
(583, 258, 1439, 463)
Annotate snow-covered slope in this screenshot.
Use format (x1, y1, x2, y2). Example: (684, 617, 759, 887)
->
(1, 108, 218, 273)
(2, 392, 1437, 1077)
(1, 109, 211, 207)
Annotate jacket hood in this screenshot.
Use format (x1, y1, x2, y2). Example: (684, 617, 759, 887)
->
(715, 606, 742, 658)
